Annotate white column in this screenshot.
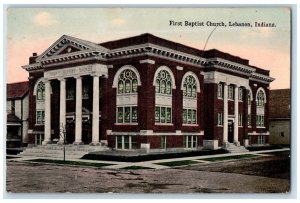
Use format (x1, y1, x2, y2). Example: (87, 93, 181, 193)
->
(74, 76, 83, 144)
(42, 79, 51, 145)
(58, 78, 66, 144)
(90, 74, 100, 145)
(234, 85, 240, 146)
(223, 82, 228, 147)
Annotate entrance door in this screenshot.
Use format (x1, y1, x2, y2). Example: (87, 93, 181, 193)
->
(66, 123, 75, 144)
(228, 121, 234, 143)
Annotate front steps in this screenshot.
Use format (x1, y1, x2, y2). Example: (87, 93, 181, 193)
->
(19, 144, 109, 159)
(224, 143, 249, 153)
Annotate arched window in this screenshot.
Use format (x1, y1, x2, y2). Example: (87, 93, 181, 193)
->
(247, 90, 253, 126)
(181, 73, 200, 125)
(117, 69, 138, 94)
(183, 75, 197, 98)
(154, 67, 175, 124)
(256, 88, 266, 127)
(257, 90, 265, 107)
(114, 67, 140, 125)
(155, 70, 172, 95)
(36, 81, 45, 100)
(33, 78, 49, 125)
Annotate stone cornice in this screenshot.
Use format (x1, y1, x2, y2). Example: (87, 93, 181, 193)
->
(22, 36, 274, 84)
(250, 72, 275, 84)
(205, 57, 256, 76)
(22, 62, 42, 71)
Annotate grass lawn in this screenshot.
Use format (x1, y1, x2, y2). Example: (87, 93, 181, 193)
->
(155, 160, 199, 167)
(121, 165, 153, 170)
(26, 159, 113, 167)
(199, 154, 257, 162)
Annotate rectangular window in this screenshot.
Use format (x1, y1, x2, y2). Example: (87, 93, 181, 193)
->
(161, 136, 167, 149)
(155, 106, 172, 124)
(131, 136, 137, 149)
(238, 88, 243, 101)
(187, 109, 192, 124)
(217, 112, 223, 126)
(192, 110, 197, 124)
(117, 107, 123, 123)
(184, 136, 197, 149)
(166, 108, 171, 123)
(116, 136, 122, 149)
(161, 107, 166, 123)
(256, 115, 265, 127)
(124, 135, 130, 149)
(124, 107, 130, 123)
(36, 110, 45, 124)
(238, 114, 242, 126)
(132, 107, 138, 123)
(155, 107, 160, 122)
(35, 134, 44, 145)
(258, 135, 265, 145)
(228, 86, 234, 100)
(183, 109, 197, 125)
(116, 135, 135, 150)
(218, 83, 223, 99)
(116, 106, 138, 124)
(192, 136, 197, 148)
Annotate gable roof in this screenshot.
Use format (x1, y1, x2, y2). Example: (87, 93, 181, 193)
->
(7, 81, 29, 100)
(269, 89, 291, 119)
(36, 35, 108, 61)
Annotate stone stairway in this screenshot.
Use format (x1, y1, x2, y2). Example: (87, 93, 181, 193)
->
(18, 144, 110, 159)
(225, 143, 249, 153)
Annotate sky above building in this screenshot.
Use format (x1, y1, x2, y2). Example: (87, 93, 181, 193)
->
(6, 7, 291, 89)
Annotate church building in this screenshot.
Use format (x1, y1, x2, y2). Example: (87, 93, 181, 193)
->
(22, 33, 274, 151)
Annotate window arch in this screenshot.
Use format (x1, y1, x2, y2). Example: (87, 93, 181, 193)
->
(112, 65, 141, 90)
(256, 87, 266, 127)
(33, 78, 52, 125)
(117, 69, 138, 94)
(153, 66, 176, 92)
(114, 66, 140, 124)
(154, 66, 175, 124)
(247, 89, 253, 126)
(256, 88, 266, 106)
(181, 72, 200, 98)
(155, 70, 172, 94)
(36, 81, 45, 100)
(181, 72, 200, 125)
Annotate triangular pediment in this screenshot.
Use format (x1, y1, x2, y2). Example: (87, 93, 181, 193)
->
(36, 35, 108, 61)
(57, 45, 81, 55)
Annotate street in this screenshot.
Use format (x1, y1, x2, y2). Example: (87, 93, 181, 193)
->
(6, 151, 290, 193)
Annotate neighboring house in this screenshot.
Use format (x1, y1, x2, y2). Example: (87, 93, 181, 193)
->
(6, 81, 29, 148)
(269, 89, 291, 145)
(21, 33, 274, 151)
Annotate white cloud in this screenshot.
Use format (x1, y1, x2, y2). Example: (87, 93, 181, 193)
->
(111, 18, 126, 26)
(33, 12, 58, 27)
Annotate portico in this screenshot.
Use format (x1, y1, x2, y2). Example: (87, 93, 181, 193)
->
(43, 64, 108, 145)
(222, 83, 241, 147)
(203, 69, 255, 149)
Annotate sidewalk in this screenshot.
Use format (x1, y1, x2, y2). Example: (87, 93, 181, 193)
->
(7, 148, 290, 170)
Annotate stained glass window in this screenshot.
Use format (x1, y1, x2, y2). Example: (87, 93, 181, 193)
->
(117, 69, 138, 94)
(183, 75, 197, 98)
(155, 70, 172, 95)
